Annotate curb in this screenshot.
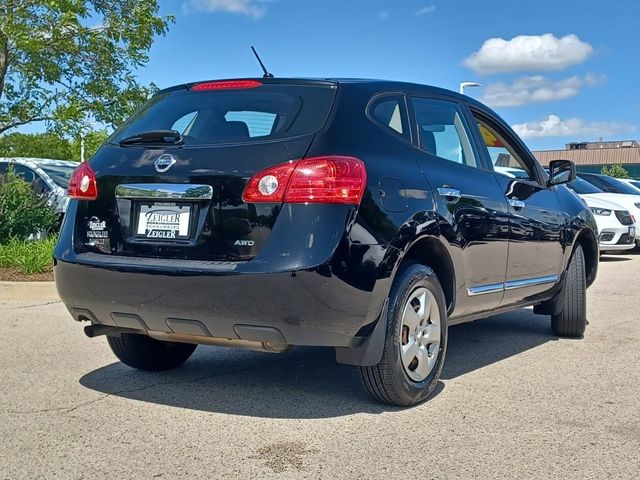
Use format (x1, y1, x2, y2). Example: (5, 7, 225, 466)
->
(0, 281, 59, 302)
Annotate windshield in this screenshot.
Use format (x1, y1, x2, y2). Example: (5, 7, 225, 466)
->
(110, 83, 337, 147)
(602, 176, 640, 195)
(581, 174, 640, 195)
(567, 177, 603, 194)
(39, 164, 76, 188)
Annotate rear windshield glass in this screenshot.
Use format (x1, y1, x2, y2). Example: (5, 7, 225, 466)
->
(110, 83, 337, 147)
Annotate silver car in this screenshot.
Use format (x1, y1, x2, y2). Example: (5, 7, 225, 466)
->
(0, 157, 78, 218)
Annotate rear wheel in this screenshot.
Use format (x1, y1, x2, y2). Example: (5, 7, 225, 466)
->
(107, 334, 197, 371)
(360, 263, 448, 406)
(551, 245, 587, 338)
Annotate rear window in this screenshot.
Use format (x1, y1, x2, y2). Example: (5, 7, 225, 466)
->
(110, 83, 337, 147)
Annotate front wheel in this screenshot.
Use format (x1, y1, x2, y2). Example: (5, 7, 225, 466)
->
(551, 244, 587, 338)
(359, 263, 448, 406)
(107, 333, 197, 371)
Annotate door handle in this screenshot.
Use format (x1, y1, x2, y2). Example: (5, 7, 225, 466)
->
(509, 199, 525, 209)
(437, 187, 462, 201)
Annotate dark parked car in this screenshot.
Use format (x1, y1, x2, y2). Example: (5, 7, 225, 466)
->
(55, 78, 598, 406)
(578, 172, 640, 196)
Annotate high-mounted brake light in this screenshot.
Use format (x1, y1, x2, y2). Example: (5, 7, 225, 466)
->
(191, 80, 262, 91)
(242, 156, 367, 205)
(67, 162, 98, 200)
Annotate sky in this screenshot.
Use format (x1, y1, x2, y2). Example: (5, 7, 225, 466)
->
(23, 0, 640, 151)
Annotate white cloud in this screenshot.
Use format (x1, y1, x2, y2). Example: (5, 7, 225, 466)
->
(188, 0, 267, 19)
(464, 34, 593, 74)
(416, 5, 436, 16)
(377, 11, 389, 20)
(512, 115, 636, 139)
(482, 74, 605, 107)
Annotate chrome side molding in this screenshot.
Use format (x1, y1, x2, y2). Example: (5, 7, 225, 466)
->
(467, 275, 560, 296)
(467, 282, 504, 296)
(504, 275, 560, 291)
(115, 183, 213, 200)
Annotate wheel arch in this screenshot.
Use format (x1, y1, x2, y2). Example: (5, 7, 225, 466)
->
(393, 235, 456, 315)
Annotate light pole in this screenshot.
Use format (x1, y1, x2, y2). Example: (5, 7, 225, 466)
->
(459, 81, 481, 95)
(79, 120, 97, 163)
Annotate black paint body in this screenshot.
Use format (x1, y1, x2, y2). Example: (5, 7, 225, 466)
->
(54, 79, 598, 362)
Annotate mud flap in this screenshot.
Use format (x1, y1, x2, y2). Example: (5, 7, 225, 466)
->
(533, 272, 566, 316)
(334, 298, 388, 366)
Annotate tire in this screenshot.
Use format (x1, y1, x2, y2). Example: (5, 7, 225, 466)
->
(107, 333, 197, 371)
(551, 244, 587, 338)
(359, 263, 448, 406)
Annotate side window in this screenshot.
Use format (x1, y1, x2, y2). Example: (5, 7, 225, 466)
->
(8, 165, 50, 194)
(224, 111, 277, 138)
(475, 119, 534, 181)
(411, 98, 477, 168)
(369, 96, 410, 140)
(12, 165, 36, 183)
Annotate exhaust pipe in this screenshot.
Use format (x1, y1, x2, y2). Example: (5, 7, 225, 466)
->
(84, 324, 140, 338)
(148, 331, 290, 353)
(83, 324, 289, 353)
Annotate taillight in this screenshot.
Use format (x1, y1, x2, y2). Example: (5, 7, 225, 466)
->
(242, 156, 367, 205)
(242, 162, 296, 203)
(191, 80, 262, 91)
(67, 162, 98, 200)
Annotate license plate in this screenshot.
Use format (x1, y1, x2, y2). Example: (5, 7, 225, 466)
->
(136, 202, 191, 240)
(630, 227, 636, 238)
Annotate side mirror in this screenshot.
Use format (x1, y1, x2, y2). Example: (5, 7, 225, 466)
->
(548, 159, 576, 186)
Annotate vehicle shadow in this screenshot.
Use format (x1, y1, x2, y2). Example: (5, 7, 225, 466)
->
(80, 307, 555, 418)
(599, 255, 633, 262)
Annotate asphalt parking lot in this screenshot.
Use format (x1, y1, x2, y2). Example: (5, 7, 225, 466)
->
(1, 254, 639, 479)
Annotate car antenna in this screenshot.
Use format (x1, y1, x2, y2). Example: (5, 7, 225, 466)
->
(251, 46, 274, 78)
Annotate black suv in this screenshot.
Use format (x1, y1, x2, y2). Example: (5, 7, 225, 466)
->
(55, 78, 598, 406)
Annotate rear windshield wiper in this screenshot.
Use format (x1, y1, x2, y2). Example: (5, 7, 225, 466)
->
(118, 130, 183, 146)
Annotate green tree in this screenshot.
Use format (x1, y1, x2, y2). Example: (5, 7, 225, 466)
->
(0, 132, 75, 159)
(0, 1, 172, 135)
(0, 130, 110, 161)
(601, 164, 630, 179)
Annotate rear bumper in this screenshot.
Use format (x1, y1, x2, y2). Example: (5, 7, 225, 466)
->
(54, 250, 388, 348)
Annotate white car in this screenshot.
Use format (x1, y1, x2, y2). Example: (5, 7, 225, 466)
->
(566, 176, 640, 248)
(579, 195, 635, 252)
(0, 157, 78, 217)
(617, 178, 640, 193)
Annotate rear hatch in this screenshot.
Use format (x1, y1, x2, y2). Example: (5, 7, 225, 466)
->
(75, 79, 338, 261)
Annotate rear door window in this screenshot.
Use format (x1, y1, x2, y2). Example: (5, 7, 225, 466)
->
(112, 83, 337, 147)
(411, 97, 478, 168)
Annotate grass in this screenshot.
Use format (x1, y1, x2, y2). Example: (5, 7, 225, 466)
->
(0, 236, 57, 274)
